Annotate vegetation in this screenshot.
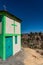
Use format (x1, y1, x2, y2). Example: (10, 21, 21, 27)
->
(22, 32, 43, 49)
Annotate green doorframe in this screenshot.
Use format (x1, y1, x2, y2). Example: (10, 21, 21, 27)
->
(2, 15, 6, 60)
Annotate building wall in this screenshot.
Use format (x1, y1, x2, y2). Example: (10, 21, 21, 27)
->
(6, 17, 14, 34)
(0, 35, 3, 58)
(6, 16, 21, 34)
(0, 22, 2, 34)
(6, 16, 21, 55)
(13, 35, 21, 55)
(15, 21, 21, 34)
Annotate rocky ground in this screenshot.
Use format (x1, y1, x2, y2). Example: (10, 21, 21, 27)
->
(0, 47, 43, 65)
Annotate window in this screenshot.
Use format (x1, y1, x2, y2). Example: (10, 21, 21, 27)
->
(0, 15, 3, 22)
(15, 36, 17, 44)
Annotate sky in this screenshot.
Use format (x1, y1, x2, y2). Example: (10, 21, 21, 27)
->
(0, 0, 43, 33)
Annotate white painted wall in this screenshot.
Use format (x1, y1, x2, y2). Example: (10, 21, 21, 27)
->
(13, 36, 21, 55)
(6, 17, 21, 34)
(0, 22, 2, 34)
(6, 17, 14, 34)
(15, 21, 21, 34)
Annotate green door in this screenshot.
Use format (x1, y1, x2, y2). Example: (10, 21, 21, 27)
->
(5, 36, 13, 59)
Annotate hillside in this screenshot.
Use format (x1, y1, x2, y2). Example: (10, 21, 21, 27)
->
(22, 32, 43, 49)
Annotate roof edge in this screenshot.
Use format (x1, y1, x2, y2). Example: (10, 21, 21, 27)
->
(0, 10, 22, 22)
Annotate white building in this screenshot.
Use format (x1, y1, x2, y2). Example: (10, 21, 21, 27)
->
(0, 10, 21, 60)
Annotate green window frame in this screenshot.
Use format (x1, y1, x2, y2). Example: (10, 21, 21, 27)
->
(15, 36, 17, 44)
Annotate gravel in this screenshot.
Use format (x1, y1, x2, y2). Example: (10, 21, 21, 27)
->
(0, 48, 25, 65)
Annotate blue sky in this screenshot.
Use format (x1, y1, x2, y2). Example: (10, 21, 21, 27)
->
(0, 0, 43, 33)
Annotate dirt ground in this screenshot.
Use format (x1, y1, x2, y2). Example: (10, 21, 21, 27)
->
(24, 48, 43, 65)
(0, 47, 43, 65)
(0, 48, 24, 65)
